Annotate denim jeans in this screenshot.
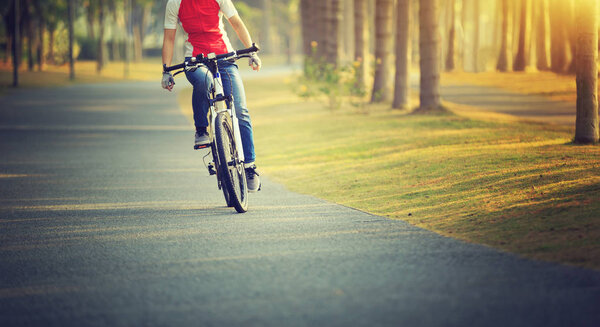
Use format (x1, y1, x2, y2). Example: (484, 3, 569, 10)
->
(185, 59, 255, 163)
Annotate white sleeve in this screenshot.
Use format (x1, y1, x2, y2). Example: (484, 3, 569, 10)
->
(217, 0, 238, 19)
(164, 0, 179, 29)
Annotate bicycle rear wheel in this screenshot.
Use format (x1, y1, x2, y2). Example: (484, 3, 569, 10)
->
(214, 112, 248, 213)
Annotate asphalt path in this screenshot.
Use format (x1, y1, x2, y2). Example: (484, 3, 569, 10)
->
(1, 80, 599, 327)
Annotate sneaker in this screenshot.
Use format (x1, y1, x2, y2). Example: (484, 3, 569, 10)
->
(194, 132, 210, 149)
(245, 163, 261, 192)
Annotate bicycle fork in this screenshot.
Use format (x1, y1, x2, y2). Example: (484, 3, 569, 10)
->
(212, 72, 245, 164)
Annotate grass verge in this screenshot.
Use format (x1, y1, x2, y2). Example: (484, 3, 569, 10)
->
(180, 74, 598, 271)
(442, 71, 577, 103)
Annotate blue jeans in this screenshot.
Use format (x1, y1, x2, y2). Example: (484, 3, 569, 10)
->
(185, 59, 256, 163)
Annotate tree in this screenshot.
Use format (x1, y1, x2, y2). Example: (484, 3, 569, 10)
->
(549, 0, 568, 73)
(535, 0, 549, 71)
(445, 0, 457, 72)
(68, 0, 75, 80)
(513, 0, 529, 71)
(97, 0, 106, 72)
(371, 0, 394, 103)
(418, 0, 442, 110)
(353, 0, 368, 87)
(24, 0, 35, 71)
(12, 0, 20, 87)
(575, 0, 599, 143)
(393, 0, 411, 109)
(472, 0, 480, 72)
(325, 0, 342, 66)
(108, 0, 121, 61)
(261, 0, 273, 54)
(497, 0, 512, 72)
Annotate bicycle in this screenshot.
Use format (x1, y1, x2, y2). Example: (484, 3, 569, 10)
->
(164, 44, 260, 213)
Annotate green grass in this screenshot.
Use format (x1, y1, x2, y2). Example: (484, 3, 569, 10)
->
(218, 75, 599, 270)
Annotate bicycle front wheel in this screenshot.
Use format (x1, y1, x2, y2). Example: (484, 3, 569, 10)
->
(214, 112, 248, 213)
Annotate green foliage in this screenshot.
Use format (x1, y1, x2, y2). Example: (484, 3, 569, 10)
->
(295, 45, 368, 111)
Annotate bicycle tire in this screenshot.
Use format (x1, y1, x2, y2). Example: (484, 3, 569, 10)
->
(211, 143, 233, 207)
(214, 112, 248, 213)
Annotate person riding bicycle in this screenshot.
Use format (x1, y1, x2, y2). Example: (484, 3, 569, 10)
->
(161, 0, 261, 192)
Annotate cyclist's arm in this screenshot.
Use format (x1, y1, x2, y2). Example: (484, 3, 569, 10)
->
(227, 15, 253, 49)
(162, 29, 176, 69)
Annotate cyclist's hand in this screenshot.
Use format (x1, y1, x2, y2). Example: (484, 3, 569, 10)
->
(161, 72, 175, 91)
(249, 53, 261, 72)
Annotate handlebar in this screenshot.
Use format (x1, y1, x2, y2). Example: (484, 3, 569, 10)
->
(164, 43, 260, 73)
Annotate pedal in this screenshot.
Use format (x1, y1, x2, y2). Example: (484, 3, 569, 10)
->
(194, 144, 210, 150)
(207, 163, 217, 175)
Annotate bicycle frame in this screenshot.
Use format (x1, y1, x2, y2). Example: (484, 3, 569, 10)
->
(206, 57, 245, 164)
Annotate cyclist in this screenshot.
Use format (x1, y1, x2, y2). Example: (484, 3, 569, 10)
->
(161, 0, 261, 192)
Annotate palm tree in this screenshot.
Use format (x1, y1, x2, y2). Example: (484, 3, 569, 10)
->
(535, 0, 549, 71)
(472, 0, 480, 72)
(393, 0, 411, 109)
(68, 0, 75, 80)
(497, 0, 512, 72)
(97, 0, 106, 73)
(371, 0, 394, 103)
(261, 0, 273, 54)
(418, 0, 442, 110)
(550, 0, 568, 73)
(513, 0, 529, 71)
(445, 0, 457, 72)
(326, 0, 342, 66)
(12, 0, 20, 87)
(575, 0, 599, 143)
(354, 0, 368, 87)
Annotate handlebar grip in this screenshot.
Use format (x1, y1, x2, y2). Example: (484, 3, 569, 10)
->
(164, 62, 185, 72)
(237, 43, 260, 55)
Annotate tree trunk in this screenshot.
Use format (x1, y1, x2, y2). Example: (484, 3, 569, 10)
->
(6, 34, 12, 64)
(535, 0, 549, 70)
(393, 0, 411, 109)
(87, 1, 95, 40)
(354, 0, 368, 87)
(472, 0, 480, 72)
(418, 0, 442, 110)
(550, 0, 568, 73)
(47, 25, 55, 64)
(68, 0, 75, 80)
(300, 0, 311, 57)
(97, 0, 105, 73)
(133, 25, 142, 61)
(575, 0, 599, 143)
(12, 0, 20, 87)
(316, 0, 329, 59)
(4, 11, 13, 64)
(566, 0, 577, 74)
(109, 0, 121, 61)
(497, 0, 512, 72)
(37, 16, 44, 71)
(343, 0, 354, 63)
(261, 0, 272, 54)
(513, 0, 529, 71)
(325, 0, 342, 66)
(445, 0, 456, 72)
(370, 0, 394, 103)
(25, 0, 34, 71)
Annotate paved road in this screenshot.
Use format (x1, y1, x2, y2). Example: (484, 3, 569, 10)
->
(1, 82, 599, 327)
